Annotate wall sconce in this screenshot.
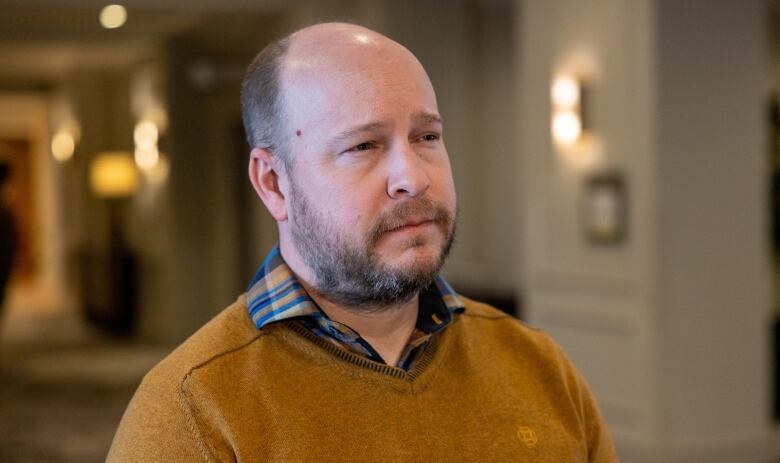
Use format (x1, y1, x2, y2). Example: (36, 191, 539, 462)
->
(551, 75, 589, 146)
(133, 119, 160, 170)
(89, 151, 139, 198)
(51, 120, 81, 162)
(51, 129, 76, 162)
(99, 4, 127, 29)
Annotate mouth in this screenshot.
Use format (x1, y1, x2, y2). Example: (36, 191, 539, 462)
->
(388, 219, 435, 233)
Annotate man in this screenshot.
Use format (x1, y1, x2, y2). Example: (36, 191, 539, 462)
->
(109, 22, 617, 462)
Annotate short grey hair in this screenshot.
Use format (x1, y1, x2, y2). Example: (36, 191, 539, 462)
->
(241, 35, 292, 170)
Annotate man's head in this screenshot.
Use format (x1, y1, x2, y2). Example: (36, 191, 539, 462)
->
(244, 23, 457, 309)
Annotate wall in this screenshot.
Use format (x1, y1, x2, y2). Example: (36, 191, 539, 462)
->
(519, 0, 658, 446)
(159, 19, 284, 341)
(518, 0, 771, 461)
(656, 0, 770, 455)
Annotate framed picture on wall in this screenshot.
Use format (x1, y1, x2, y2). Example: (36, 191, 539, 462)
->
(582, 170, 627, 245)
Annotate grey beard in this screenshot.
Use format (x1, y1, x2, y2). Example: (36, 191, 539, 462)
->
(289, 183, 455, 311)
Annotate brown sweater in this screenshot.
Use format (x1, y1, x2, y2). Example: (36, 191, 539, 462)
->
(108, 296, 617, 462)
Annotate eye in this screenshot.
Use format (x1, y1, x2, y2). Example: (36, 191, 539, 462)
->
(420, 133, 440, 142)
(349, 141, 375, 152)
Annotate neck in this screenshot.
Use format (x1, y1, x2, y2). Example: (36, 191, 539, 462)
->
(279, 238, 419, 367)
(308, 288, 419, 367)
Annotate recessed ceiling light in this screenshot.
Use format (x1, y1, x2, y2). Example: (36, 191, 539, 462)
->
(99, 4, 127, 29)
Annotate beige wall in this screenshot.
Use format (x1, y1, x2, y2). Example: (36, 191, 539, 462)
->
(519, 0, 771, 461)
(655, 0, 769, 450)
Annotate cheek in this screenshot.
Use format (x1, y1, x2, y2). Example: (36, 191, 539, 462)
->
(431, 164, 457, 208)
(324, 193, 376, 231)
(327, 172, 387, 225)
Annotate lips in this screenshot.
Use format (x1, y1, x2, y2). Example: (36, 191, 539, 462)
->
(403, 218, 432, 227)
(388, 219, 434, 232)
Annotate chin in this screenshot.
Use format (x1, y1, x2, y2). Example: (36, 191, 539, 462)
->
(385, 239, 444, 270)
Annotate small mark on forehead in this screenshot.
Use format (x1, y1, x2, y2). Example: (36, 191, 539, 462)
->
(295, 130, 302, 137)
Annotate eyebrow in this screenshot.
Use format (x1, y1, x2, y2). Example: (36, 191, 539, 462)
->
(412, 111, 443, 126)
(327, 111, 444, 150)
(329, 121, 390, 149)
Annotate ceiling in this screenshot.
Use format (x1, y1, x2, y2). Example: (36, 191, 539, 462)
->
(0, 0, 285, 84)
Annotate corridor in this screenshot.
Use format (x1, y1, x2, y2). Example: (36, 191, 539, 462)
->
(0, 0, 776, 460)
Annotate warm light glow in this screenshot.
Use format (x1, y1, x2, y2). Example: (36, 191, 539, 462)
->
(135, 145, 159, 170)
(145, 106, 168, 133)
(133, 120, 158, 149)
(145, 155, 170, 186)
(99, 4, 127, 29)
(551, 76, 580, 108)
(90, 151, 138, 198)
(51, 130, 75, 162)
(552, 110, 582, 145)
(134, 119, 160, 170)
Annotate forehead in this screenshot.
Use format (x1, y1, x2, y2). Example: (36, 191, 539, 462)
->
(279, 37, 439, 137)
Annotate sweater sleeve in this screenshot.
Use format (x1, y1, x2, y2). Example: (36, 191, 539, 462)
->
(107, 369, 230, 462)
(553, 341, 619, 463)
(107, 299, 256, 462)
(578, 371, 618, 462)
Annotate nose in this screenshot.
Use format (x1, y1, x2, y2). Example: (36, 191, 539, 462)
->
(386, 142, 431, 198)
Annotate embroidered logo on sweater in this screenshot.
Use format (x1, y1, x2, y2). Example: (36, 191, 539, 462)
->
(517, 425, 538, 447)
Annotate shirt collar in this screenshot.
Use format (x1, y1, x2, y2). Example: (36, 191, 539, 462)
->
(245, 244, 465, 331)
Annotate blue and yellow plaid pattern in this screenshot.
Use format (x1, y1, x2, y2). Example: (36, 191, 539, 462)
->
(246, 244, 465, 371)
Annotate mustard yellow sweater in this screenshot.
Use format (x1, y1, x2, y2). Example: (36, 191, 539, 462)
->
(108, 296, 617, 462)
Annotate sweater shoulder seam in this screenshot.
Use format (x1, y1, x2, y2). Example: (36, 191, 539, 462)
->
(459, 311, 542, 332)
(174, 329, 267, 461)
(182, 329, 267, 380)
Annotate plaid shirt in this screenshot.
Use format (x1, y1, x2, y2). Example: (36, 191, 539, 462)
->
(246, 245, 465, 371)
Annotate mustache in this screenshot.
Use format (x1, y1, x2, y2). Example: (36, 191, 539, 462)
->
(367, 197, 453, 244)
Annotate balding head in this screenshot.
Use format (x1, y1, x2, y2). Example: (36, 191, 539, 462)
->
(244, 22, 455, 305)
(283, 22, 425, 79)
(241, 22, 436, 171)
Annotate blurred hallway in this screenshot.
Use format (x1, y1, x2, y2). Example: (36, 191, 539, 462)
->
(0, 309, 168, 462)
(0, 0, 776, 461)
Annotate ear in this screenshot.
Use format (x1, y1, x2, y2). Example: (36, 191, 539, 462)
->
(249, 148, 288, 221)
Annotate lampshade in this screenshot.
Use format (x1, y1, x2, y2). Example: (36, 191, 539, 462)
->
(89, 151, 139, 198)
